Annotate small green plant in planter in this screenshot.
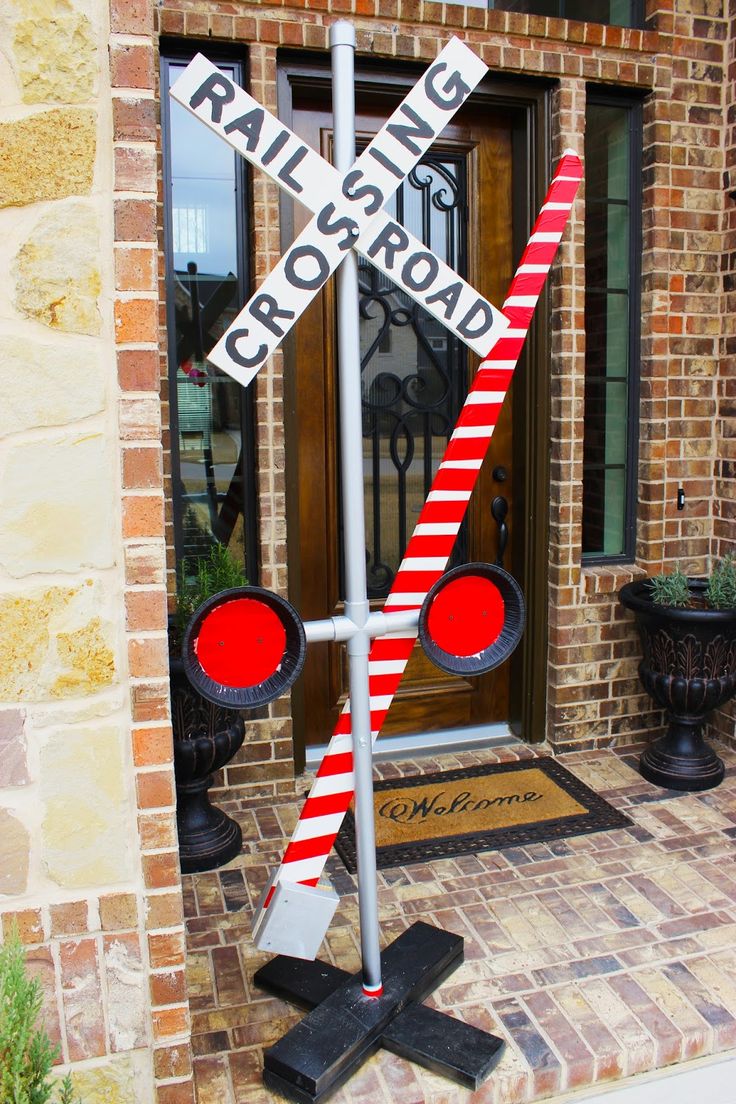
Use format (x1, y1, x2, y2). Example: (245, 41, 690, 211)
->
(648, 563, 690, 607)
(648, 554, 736, 610)
(173, 540, 248, 653)
(0, 930, 82, 1104)
(706, 552, 736, 609)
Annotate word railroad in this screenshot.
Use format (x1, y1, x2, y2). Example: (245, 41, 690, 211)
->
(171, 38, 509, 389)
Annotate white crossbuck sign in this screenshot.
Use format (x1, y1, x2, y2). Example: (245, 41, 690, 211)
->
(170, 38, 509, 387)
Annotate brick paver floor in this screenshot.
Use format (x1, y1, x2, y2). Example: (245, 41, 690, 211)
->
(184, 741, 736, 1103)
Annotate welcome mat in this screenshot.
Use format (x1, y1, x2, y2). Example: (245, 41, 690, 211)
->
(335, 758, 631, 872)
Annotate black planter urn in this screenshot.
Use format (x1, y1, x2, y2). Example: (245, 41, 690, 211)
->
(170, 671, 245, 873)
(619, 578, 736, 791)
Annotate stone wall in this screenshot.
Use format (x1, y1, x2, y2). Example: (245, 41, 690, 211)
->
(0, 1, 192, 1101)
(155, 0, 735, 774)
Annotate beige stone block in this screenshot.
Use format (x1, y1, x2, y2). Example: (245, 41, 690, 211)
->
(0, 807, 29, 895)
(11, 1, 97, 104)
(41, 723, 133, 887)
(0, 583, 116, 702)
(67, 1055, 144, 1104)
(0, 109, 96, 208)
(13, 203, 101, 334)
(0, 334, 105, 437)
(0, 432, 115, 576)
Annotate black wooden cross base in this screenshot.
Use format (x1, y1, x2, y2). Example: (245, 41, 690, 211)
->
(254, 921, 504, 1103)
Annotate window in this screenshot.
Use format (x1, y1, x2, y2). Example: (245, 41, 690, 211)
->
(582, 92, 642, 562)
(463, 0, 644, 27)
(161, 51, 258, 579)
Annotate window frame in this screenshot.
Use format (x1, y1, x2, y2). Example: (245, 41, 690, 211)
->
(581, 86, 643, 566)
(160, 43, 259, 582)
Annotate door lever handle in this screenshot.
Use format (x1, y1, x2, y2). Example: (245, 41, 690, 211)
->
(491, 495, 508, 568)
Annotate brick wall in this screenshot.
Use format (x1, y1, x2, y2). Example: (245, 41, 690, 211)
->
(154, 0, 736, 789)
(111, 0, 195, 1100)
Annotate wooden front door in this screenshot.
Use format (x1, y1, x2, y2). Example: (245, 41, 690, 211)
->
(287, 83, 520, 754)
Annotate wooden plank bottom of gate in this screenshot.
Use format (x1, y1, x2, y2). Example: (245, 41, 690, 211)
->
(254, 921, 505, 1102)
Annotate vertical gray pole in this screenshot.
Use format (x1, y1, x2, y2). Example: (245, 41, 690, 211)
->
(330, 21, 383, 997)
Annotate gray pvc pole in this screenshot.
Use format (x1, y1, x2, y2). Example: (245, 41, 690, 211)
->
(330, 20, 383, 996)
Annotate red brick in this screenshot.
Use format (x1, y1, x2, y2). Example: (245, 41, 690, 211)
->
(110, 0, 152, 34)
(122, 494, 165, 539)
(110, 43, 155, 90)
(137, 768, 176, 810)
(122, 445, 163, 490)
(117, 348, 160, 391)
(125, 588, 167, 631)
(115, 298, 158, 344)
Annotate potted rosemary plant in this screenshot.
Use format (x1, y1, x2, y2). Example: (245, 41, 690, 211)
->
(170, 542, 248, 873)
(619, 554, 736, 791)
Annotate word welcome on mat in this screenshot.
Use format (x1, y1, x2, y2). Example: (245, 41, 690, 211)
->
(335, 758, 631, 871)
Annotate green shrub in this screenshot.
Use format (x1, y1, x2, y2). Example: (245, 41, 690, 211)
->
(0, 931, 81, 1104)
(648, 564, 690, 608)
(705, 553, 736, 610)
(174, 541, 248, 643)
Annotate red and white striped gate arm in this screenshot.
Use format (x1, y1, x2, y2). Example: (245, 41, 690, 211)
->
(261, 149, 582, 908)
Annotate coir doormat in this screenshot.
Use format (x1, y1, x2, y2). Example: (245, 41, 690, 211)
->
(335, 758, 631, 872)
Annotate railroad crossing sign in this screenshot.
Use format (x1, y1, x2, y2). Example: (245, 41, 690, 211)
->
(171, 37, 509, 389)
(171, 26, 582, 1101)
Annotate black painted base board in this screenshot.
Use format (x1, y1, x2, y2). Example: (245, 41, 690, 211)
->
(254, 921, 504, 1102)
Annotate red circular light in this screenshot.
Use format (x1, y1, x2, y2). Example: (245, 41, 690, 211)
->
(426, 575, 504, 657)
(194, 598, 287, 688)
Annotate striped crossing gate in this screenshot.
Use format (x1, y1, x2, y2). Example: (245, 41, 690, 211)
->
(259, 149, 583, 914)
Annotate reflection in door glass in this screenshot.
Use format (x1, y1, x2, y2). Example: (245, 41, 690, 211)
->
(165, 59, 252, 575)
(358, 158, 468, 598)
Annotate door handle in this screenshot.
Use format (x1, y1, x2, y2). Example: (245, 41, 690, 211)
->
(491, 495, 508, 568)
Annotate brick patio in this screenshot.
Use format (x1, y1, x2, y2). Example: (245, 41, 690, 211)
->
(184, 742, 736, 1103)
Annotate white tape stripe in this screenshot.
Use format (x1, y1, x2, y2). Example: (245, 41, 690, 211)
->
(308, 772, 355, 798)
(369, 660, 407, 675)
(440, 459, 483, 470)
(340, 694, 399, 715)
(292, 813, 348, 842)
(504, 296, 538, 307)
(426, 490, 472, 501)
(517, 264, 552, 274)
(530, 231, 563, 243)
(322, 732, 353, 757)
(542, 202, 573, 210)
(384, 593, 427, 606)
(464, 390, 506, 403)
(451, 426, 495, 438)
(278, 857, 325, 883)
(478, 360, 517, 371)
(401, 557, 448, 570)
(413, 523, 461, 535)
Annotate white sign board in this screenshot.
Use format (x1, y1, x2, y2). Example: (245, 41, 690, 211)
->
(170, 39, 509, 389)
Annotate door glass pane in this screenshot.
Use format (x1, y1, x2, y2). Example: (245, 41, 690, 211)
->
(359, 158, 468, 598)
(166, 61, 251, 572)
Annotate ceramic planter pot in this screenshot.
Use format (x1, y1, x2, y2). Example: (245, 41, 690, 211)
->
(170, 651, 245, 873)
(619, 578, 736, 791)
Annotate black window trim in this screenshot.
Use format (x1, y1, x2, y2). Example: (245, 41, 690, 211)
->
(582, 85, 643, 566)
(160, 42, 260, 583)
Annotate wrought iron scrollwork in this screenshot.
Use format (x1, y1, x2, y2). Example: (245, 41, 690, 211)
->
(357, 155, 469, 599)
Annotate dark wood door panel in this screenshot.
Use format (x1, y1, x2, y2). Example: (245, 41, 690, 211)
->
(289, 91, 516, 748)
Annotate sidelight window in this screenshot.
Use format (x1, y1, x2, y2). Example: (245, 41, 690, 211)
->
(161, 50, 258, 579)
(582, 92, 642, 562)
